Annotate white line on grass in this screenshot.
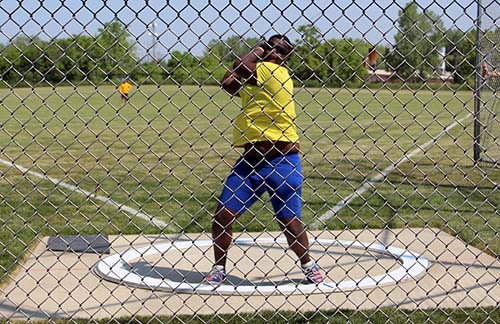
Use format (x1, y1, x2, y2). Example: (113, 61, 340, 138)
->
(0, 158, 168, 228)
(312, 114, 471, 229)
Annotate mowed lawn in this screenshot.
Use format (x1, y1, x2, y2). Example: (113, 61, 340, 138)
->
(0, 84, 498, 281)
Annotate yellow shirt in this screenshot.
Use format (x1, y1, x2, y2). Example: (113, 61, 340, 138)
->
(119, 82, 132, 94)
(234, 61, 298, 147)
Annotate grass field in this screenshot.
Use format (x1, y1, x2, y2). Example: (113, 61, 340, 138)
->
(0, 84, 498, 284)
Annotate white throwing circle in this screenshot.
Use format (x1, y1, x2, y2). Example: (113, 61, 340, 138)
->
(94, 237, 429, 295)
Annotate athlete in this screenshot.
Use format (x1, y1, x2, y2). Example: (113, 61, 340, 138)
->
(119, 79, 133, 104)
(206, 34, 324, 285)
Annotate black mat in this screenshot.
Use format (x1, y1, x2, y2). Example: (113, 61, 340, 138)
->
(47, 234, 110, 254)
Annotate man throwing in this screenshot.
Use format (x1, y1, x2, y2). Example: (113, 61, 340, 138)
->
(206, 34, 323, 285)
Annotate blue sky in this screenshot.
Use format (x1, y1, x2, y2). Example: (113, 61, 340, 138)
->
(0, 0, 487, 58)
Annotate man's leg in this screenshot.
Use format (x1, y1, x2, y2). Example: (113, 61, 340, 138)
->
(207, 156, 256, 284)
(278, 217, 324, 283)
(206, 206, 239, 284)
(212, 206, 239, 267)
(277, 217, 311, 264)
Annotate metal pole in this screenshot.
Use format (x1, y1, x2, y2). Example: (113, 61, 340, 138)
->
(149, 21, 158, 62)
(473, 0, 483, 164)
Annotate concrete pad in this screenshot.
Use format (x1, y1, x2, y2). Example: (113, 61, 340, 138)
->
(0, 228, 498, 320)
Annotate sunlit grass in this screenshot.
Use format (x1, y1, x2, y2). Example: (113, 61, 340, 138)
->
(0, 85, 498, 286)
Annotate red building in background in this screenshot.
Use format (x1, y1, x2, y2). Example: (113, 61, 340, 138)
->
(364, 47, 396, 83)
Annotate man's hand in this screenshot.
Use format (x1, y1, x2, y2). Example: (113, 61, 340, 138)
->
(232, 46, 265, 85)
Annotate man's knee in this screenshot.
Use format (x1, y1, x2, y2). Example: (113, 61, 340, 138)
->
(214, 206, 238, 226)
(278, 217, 305, 235)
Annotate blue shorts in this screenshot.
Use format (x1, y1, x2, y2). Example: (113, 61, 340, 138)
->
(218, 153, 302, 219)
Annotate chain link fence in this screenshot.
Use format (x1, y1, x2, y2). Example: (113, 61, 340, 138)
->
(0, 0, 499, 323)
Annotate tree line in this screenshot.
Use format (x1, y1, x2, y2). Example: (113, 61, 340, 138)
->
(0, 2, 482, 88)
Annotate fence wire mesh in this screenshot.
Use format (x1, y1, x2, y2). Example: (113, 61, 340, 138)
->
(477, 0, 500, 164)
(0, 0, 499, 323)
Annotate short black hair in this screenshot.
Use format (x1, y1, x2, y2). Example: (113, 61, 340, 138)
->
(268, 34, 292, 48)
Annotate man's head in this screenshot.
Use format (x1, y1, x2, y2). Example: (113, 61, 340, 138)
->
(262, 34, 293, 64)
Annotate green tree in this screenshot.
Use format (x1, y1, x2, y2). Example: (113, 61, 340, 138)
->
(93, 20, 137, 82)
(48, 36, 99, 83)
(328, 38, 368, 87)
(37, 35, 100, 84)
(444, 29, 476, 84)
(165, 50, 199, 84)
(4, 35, 51, 85)
(43, 39, 75, 83)
(0, 44, 7, 85)
(0, 41, 22, 85)
(206, 35, 259, 68)
(200, 52, 225, 85)
(290, 25, 368, 88)
(387, 1, 445, 81)
(202, 35, 259, 85)
(289, 25, 323, 86)
(132, 61, 168, 84)
(73, 35, 100, 82)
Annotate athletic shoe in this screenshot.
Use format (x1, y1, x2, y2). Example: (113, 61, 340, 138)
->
(302, 261, 324, 284)
(205, 265, 226, 285)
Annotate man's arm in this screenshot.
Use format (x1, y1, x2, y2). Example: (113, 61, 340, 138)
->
(483, 63, 490, 77)
(233, 46, 265, 86)
(220, 68, 242, 96)
(483, 63, 499, 77)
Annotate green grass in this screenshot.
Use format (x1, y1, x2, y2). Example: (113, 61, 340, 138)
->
(0, 85, 498, 321)
(4, 307, 498, 323)
(0, 84, 498, 250)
